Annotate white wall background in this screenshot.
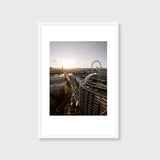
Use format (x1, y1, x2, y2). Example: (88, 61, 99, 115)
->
(0, 0, 159, 159)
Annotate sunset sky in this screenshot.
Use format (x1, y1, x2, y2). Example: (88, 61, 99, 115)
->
(50, 41, 107, 68)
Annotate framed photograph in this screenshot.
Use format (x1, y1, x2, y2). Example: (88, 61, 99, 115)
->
(38, 22, 119, 138)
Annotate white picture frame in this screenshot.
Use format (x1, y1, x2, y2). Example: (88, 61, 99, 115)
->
(38, 22, 119, 138)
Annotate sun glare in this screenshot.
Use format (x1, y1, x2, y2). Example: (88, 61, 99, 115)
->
(62, 60, 74, 68)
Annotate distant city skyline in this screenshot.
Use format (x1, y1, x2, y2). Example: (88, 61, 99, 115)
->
(50, 41, 107, 68)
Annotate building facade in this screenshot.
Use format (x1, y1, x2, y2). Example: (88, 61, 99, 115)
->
(79, 71, 107, 115)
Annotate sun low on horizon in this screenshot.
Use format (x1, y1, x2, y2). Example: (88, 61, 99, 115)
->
(61, 59, 75, 68)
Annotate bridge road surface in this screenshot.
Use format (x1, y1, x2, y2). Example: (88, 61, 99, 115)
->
(64, 71, 78, 102)
(64, 71, 80, 115)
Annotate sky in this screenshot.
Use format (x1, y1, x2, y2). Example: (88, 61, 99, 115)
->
(50, 41, 107, 68)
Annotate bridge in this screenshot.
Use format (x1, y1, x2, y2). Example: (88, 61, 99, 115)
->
(63, 71, 79, 105)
